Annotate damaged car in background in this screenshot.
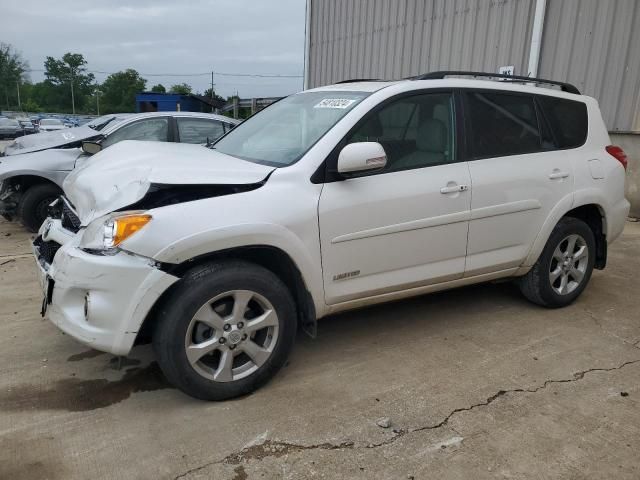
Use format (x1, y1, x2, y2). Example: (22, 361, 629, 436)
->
(0, 112, 239, 231)
(33, 73, 629, 401)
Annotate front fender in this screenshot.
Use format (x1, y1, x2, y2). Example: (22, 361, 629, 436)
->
(0, 168, 67, 188)
(0, 148, 79, 187)
(124, 222, 326, 316)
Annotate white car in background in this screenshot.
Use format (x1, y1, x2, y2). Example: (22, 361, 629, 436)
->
(34, 72, 629, 401)
(38, 118, 66, 132)
(0, 111, 239, 231)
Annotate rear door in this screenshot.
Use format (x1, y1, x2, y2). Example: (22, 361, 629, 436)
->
(318, 91, 471, 305)
(463, 90, 575, 276)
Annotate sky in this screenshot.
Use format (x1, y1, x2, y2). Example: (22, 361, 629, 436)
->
(2, 0, 306, 98)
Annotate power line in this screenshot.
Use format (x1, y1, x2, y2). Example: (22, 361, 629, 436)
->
(26, 68, 302, 78)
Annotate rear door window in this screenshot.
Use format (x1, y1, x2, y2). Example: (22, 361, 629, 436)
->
(177, 117, 226, 144)
(465, 91, 542, 158)
(537, 96, 588, 149)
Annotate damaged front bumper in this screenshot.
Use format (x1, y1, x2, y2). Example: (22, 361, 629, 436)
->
(33, 218, 179, 356)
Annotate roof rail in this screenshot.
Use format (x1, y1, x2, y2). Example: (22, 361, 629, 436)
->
(335, 78, 381, 84)
(413, 71, 580, 95)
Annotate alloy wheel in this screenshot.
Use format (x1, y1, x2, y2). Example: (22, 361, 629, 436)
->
(549, 234, 589, 295)
(184, 290, 279, 382)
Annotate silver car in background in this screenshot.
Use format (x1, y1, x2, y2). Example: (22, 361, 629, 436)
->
(0, 111, 239, 231)
(38, 118, 66, 132)
(0, 119, 24, 139)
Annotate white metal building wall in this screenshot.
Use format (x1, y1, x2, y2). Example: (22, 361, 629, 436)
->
(539, 0, 640, 132)
(305, 0, 640, 132)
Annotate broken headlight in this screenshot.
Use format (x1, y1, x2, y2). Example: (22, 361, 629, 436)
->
(80, 212, 152, 251)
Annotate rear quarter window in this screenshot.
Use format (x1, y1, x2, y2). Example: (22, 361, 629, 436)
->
(537, 96, 588, 149)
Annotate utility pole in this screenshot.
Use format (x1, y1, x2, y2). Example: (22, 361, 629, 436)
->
(211, 71, 219, 112)
(70, 67, 76, 115)
(16, 81, 21, 111)
(95, 89, 101, 115)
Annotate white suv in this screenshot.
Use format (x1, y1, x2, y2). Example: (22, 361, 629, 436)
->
(34, 72, 630, 401)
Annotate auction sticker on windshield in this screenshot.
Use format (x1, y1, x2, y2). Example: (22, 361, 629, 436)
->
(314, 98, 357, 109)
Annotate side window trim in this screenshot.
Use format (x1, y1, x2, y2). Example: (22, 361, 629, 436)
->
(312, 88, 457, 184)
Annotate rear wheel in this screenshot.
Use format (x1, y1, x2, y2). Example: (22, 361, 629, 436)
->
(18, 183, 61, 232)
(519, 217, 595, 308)
(153, 260, 297, 401)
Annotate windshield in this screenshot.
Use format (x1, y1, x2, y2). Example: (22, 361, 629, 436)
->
(40, 119, 62, 126)
(213, 91, 370, 166)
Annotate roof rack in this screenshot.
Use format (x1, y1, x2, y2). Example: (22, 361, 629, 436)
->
(335, 78, 381, 84)
(412, 71, 580, 95)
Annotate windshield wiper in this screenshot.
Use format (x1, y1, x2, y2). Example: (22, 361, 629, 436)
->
(89, 117, 115, 131)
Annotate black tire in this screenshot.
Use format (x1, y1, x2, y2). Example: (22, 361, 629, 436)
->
(18, 183, 62, 233)
(153, 260, 297, 401)
(518, 217, 596, 308)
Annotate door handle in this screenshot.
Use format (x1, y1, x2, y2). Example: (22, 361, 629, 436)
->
(440, 184, 469, 194)
(548, 171, 570, 180)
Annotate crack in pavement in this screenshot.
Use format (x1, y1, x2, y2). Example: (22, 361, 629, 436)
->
(0, 253, 32, 259)
(173, 440, 354, 479)
(365, 359, 640, 449)
(172, 359, 640, 479)
(584, 309, 640, 351)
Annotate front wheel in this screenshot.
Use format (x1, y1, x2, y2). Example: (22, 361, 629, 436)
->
(153, 260, 297, 401)
(18, 183, 62, 233)
(519, 217, 595, 308)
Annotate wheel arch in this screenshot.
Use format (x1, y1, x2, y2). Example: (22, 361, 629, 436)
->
(561, 203, 607, 269)
(5, 173, 62, 191)
(136, 244, 318, 345)
(524, 195, 608, 270)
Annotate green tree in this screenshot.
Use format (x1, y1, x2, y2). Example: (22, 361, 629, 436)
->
(169, 82, 192, 95)
(150, 83, 166, 93)
(21, 81, 57, 112)
(0, 43, 29, 109)
(44, 53, 95, 113)
(100, 69, 147, 113)
(22, 98, 41, 113)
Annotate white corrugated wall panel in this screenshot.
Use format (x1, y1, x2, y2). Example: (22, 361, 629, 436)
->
(308, 0, 535, 87)
(537, 0, 640, 131)
(306, 0, 639, 131)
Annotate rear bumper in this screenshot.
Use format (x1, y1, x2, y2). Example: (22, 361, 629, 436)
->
(33, 221, 179, 355)
(607, 198, 630, 243)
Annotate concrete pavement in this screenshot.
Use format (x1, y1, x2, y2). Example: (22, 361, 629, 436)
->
(1, 217, 639, 479)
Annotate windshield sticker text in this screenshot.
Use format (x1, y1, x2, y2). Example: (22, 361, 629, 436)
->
(314, 98, 356, 109)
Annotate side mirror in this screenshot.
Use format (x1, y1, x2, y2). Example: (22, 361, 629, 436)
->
(337, 142, 387, 176)
(82, 141, 102, 155)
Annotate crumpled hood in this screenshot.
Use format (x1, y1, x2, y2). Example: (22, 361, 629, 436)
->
(3, 125, 101, 156)
(64, 140, 275, 224)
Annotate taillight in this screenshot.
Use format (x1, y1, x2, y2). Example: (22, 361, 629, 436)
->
(606, 145, 628, 170)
